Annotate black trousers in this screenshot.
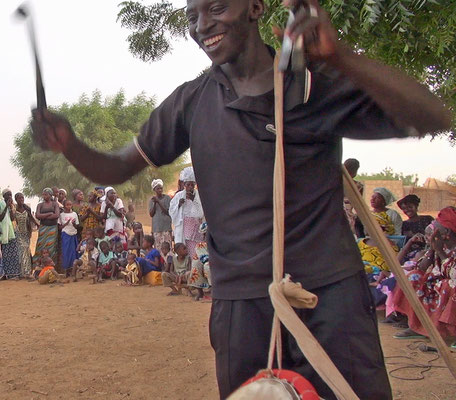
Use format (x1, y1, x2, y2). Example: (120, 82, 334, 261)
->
(209, 271, 392, 400)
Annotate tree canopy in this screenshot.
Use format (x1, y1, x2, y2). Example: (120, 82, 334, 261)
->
(447, 174, 456, 186)
(357, 167, 418, 186)
(118, 0, 456, 141)
(12, 90, 186, 200)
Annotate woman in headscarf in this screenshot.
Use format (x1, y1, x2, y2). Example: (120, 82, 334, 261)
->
(169, 167, 204, 258)
(392, 207, 456, 339)
(149, 178, 172, 256)
(79, 190, 103, 238)
(358, 213, 398, 275)
(33, 188, 60, 265)
(14, 192, 38, 276)
(370, 187, 403, 235)
(397, 194, 434, 239)
(0, 189, 20, 279)
(100, 187, 127, 249)
(71, 189, 85, 213)
(57, 189, 67, 210)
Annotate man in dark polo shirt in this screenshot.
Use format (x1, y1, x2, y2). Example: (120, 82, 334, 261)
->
(31, 0, 451, 398)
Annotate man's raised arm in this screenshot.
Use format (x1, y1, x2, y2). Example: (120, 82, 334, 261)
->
(31, 109, 149, 184)
(285, 0, 452, 135)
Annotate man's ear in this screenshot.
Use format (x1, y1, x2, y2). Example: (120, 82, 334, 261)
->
(249, 0, 265, 22)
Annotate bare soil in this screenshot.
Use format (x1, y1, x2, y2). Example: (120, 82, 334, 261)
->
(0, 280, 455, 400)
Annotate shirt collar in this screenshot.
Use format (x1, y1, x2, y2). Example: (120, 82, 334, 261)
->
(207, 47, 308, 115)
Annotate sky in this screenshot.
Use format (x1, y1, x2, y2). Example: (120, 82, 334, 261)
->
(0, 0, 454, 206)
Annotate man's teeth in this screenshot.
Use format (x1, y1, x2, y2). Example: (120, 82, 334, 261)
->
(204, 34, 224, 47)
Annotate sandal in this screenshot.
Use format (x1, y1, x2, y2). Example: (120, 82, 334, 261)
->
(167, 291, 179, 296)
(450, 342, 456, 349)
(393, 328, 426, 339)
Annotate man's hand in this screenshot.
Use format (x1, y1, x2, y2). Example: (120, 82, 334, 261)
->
(178, 198, 185, 207)
(282, 0, 340, 62)
(31, 109, 75, 153)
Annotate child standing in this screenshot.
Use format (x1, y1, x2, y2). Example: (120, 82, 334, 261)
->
(161, 242, 173, 272)
(128, 222, 144, 257)
(94, 227, 110, 251)
(59, 199, 79, 276)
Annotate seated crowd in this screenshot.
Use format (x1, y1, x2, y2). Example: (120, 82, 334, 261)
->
(344, 159, 456, 347)
(0, 167, 211, 301)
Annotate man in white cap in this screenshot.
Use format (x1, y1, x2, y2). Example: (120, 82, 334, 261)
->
(169, 167, 204, 257)
(149, 178, 173, 253)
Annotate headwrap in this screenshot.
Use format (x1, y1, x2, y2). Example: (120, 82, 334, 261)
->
(436, 206, 456, 233)
(397, 194, 420, 209)
(372, 211, 395, 235)
(59, 188, 67, 196)
(2, 188, 11, 196)
(373, 187, 395, 206)
(72, 188, 82, 200)
(151, 179, 164, 190)
(180, 166, 195, 183)
(43, 188, 53, 196)
(424, 221, 436, 236)
(101, 186, 114, 202)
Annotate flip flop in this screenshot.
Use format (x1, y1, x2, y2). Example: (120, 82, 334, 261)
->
(393, 328, 426, 339)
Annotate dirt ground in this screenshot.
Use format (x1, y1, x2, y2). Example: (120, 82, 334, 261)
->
(1, 280, 456, 400)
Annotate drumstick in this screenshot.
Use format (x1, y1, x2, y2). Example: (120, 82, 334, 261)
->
(15, 3, 47, 110)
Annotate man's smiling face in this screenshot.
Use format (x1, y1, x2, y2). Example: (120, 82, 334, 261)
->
(186, 0, 260, 65)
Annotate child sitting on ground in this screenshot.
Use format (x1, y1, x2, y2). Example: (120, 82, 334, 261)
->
(30, 249, 51, 280)
(113, 241, 129, 269)
(162, 243, 191, 296)
(119, 252, 140, 285)
(97, 240, 117, 282)
(135, 235, 162, 276)
(72, 238, 99, 282)
(38, 257, 68, 285)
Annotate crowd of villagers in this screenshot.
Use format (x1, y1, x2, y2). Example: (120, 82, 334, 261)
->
(0, 166, 211, 301)
(344, 158, 456, 347)
(2, 159, 456, 327)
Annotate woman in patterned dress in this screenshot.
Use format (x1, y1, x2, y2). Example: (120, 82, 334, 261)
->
(393, 207, 456, 339)
(14, 193, 38, 276)
(0, 189, 20, 279)
(33, 188, 60, 266)
(79, 190, 103, 238)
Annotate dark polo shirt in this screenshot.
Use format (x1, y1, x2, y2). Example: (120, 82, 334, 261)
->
(136, 63, 406, 300)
